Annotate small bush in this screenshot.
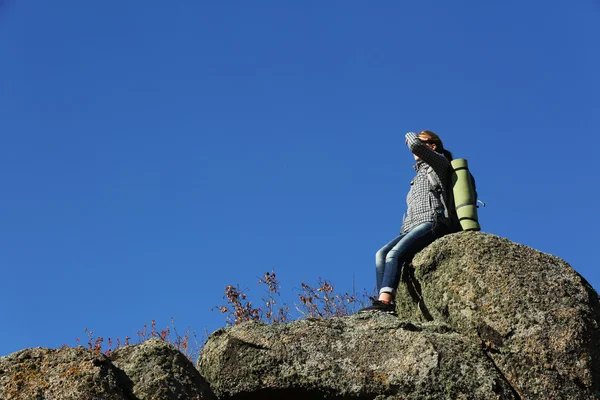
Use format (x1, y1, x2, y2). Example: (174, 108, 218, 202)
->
(214, 270, 373, 325)
(75, 270, 373, 362)
(77, 318, 203, 363)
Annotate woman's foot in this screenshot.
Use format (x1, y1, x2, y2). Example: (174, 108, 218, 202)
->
(358, 299, 396, 315)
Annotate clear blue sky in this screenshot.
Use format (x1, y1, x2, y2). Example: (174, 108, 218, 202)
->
(1, 1, 598, 357)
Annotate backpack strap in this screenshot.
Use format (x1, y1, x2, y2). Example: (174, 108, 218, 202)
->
(427, 166, 450, 219)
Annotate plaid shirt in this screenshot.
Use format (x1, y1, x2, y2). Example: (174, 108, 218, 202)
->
(401, 132, 452, 233)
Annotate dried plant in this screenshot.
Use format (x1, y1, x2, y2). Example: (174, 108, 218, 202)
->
(258, 271, 290, 324)
(78, 318, 203, 364)
(215, 270, 373, 325)
(75, 270, 372, 364)
(296, 277, 372, 318)
(213, 284, 262, 326)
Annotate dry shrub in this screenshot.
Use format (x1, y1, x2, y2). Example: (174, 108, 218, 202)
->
(215, 270, 373, 325)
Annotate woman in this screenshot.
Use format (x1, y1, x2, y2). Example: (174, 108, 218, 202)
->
(359, 130, 454, 315)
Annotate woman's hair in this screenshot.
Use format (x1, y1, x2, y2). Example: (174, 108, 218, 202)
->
(419, 130, 453, 162)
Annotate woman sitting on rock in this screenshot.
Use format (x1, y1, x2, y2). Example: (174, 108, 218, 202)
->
(359, 130, 454, 315)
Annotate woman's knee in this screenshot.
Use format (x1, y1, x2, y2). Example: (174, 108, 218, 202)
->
(385, 254, 399, 265)
(375, 249, 387, 265)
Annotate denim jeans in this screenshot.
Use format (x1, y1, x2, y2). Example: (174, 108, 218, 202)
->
(376, 221, 446, 295)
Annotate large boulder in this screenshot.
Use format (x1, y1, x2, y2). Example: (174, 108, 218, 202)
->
(198, 314, 519, 399)
(0, 339, 216, 400)
(0, 346, 129, 399)
(111, 337, 215, 400)
(395, 231, 600, 399)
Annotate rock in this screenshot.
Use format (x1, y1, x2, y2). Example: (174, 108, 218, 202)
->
(198, 314, 519, 399)
(3, 232, 600, 399)
(110, 337, 215, 400)
(0, 346, 129, 399)
(0, 339, 216, 400)
(395, 231, 600, 399)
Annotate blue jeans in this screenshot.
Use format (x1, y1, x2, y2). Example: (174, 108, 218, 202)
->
(376, 222, 446, 296)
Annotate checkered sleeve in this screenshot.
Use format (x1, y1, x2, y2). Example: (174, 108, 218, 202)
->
(405, 132, 450, 174)
(401, 132, 452, 233)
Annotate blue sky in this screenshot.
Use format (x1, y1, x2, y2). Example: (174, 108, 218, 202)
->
(1, 1, 598, 357)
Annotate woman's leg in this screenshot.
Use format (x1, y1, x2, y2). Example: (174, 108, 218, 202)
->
(379, 222, 438, 297)
(375, 234, 405, 293)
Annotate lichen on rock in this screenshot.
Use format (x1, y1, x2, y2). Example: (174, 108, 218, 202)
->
(396, 231, 600, 399)
(198, 315, 518, 399)
(0, 346, 129, 399)
(110, 337, 215, 400)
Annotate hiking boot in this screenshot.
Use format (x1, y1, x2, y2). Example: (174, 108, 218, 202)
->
(358, 300, 397, 315)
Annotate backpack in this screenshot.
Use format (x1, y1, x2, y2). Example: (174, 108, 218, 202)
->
(427, 158, 483, 232)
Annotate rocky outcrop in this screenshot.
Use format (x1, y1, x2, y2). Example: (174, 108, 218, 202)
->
(396, 231, 600, 399)
(198, 232, 600, 399)
(2, 232, 599, 399)
(111, 338, 215, 400)
(0, 338, 215, 400)
(198, 315, 518, 399)
(0, 346, 129, 399)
